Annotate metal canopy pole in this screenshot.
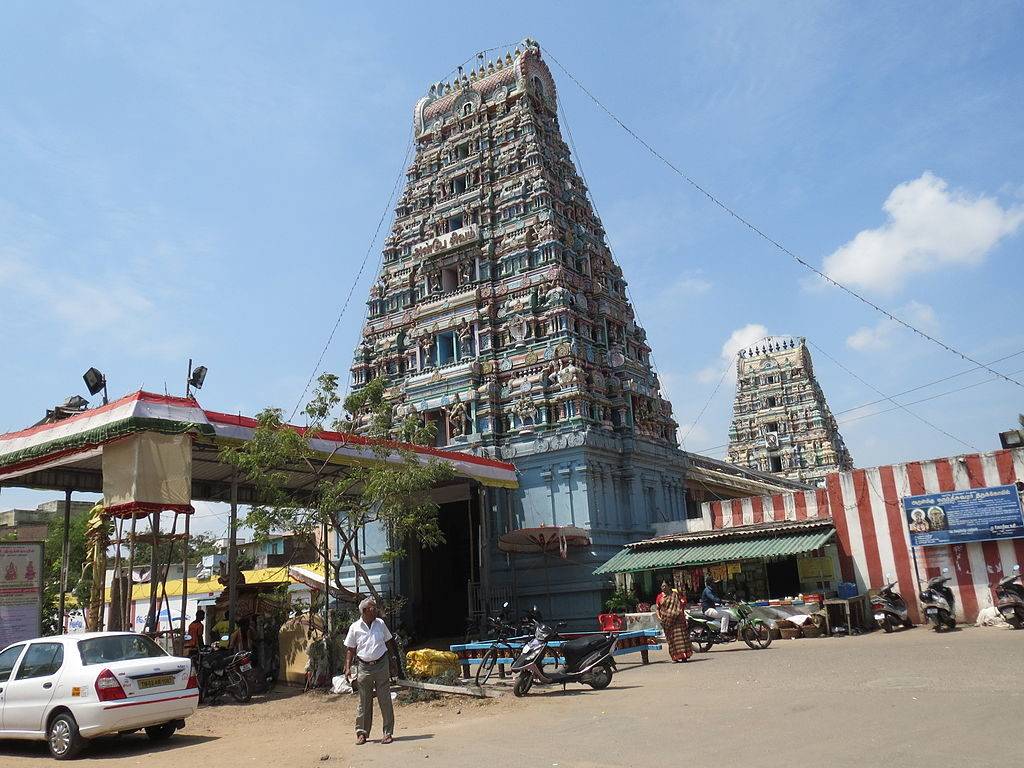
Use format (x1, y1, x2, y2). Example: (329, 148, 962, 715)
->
(58, 488, 72, 634)
(180, 510, 190, 647)
(228, 475, 239, 641)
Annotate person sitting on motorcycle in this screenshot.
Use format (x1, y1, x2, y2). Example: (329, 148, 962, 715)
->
(701, 579, 730, 635)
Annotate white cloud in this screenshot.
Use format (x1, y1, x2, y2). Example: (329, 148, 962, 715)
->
(696, 323, 769, 383)
(823, 172, 1024, 294)
(668, 272, 713, 297)
(846, 300, 938, 351)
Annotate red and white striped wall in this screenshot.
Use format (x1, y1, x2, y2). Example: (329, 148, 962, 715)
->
(701, 449, 1024, 623)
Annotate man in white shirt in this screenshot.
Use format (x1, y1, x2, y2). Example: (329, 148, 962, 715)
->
(344, 597, 399, 745)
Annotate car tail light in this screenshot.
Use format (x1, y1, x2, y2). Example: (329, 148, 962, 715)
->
(186, 666, 199, 689)
(95, 668, 127, 701)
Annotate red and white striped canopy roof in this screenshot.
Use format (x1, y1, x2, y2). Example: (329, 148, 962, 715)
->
(0, 390, 518, 498)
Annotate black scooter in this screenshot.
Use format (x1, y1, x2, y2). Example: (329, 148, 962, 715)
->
(996, 564, 1024, 629)
(919, 570, 957, 632)
(871, 577, 914, 632)
(509, 617, 617, 697)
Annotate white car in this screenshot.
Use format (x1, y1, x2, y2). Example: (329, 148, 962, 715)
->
(0, 631, 199, 759)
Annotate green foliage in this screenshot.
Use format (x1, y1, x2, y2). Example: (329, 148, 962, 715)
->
(219, 373, 455, 605)
(130, 532, 220, 568)
(604, 588, 635, 614)
(40, 510, 91, 635)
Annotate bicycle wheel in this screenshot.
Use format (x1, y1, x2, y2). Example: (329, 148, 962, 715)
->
(475, 646, 500, 686)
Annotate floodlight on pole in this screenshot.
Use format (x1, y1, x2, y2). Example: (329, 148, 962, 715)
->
(83, 367, 108, 405)
(186, 359, 208, 399)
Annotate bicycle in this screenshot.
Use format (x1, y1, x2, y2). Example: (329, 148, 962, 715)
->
(474, 603, 526, 686)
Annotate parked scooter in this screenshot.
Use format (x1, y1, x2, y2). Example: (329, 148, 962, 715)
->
(919, 569, 957, 632)
(194, 644, 254, 704)
(509, 614, 617, 697)
(996, 564, 1024, 629)
(871, 576, 914, 632)
(687, 601, 772, 650)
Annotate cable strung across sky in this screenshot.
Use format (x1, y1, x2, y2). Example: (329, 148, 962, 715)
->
(543, 48, 1024, 391)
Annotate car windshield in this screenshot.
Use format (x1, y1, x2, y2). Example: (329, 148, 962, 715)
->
(77, 635, 167, 666)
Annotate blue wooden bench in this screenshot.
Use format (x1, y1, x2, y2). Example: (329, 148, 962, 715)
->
(450, 628, 661, 679)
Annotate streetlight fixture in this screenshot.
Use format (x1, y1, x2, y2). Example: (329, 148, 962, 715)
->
(82, 367, 108, 405)
(186, 359, 208, 399)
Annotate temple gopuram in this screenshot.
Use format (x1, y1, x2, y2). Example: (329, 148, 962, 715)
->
(727, 336, 853, 487)
(346, 40, 804, 632)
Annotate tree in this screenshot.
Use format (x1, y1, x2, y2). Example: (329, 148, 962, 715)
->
(129, 532, 220, 570)
(219, 374, 454, 605)
(39, 509, 91, 635)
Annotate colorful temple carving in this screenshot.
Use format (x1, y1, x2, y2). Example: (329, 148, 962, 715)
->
(727, 336, 853, 486)
(346, 41, 803, 630)
(350, 38, 677, 451)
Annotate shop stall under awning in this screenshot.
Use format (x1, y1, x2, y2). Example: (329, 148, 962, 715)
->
(594, 519, 836, 575)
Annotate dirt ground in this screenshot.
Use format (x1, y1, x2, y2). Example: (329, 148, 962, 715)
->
(2, 626, 1022, 767)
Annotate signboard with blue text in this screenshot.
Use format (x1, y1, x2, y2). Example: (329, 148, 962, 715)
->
(903, 483, 1024, 547)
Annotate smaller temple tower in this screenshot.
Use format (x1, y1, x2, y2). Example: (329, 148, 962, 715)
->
(727, 336, 853, 486)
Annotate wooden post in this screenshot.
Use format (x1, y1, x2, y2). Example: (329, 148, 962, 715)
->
(147, 511, 161, 633)
(124, 513, 137, 630)
(58, 488, 72, 634)
(322, 518, 332, 676)
(228, 476, 239, 640)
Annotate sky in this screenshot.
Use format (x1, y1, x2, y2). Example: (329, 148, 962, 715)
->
(2, 1, 1023, 536)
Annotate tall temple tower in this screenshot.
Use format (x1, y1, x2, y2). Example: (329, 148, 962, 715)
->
(348, 40, 686, 626)
(727, 336, 853, 486)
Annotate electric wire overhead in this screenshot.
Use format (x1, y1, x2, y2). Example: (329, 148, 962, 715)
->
(543, 48, 1024, 391)
(290, 43, 523, 421)
(288, 134, 414, 422)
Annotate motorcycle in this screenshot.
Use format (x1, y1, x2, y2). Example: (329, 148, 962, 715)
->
(193, 644, 254, 704)
(996, 564, 1024, 629)
(687, 601, 772, 651)
(871, 577, 914, 632)
(509, 616, 617, 697)
(919, 570, 957, 632)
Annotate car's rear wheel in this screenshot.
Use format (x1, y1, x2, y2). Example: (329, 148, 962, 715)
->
(48, 712, 83, 760)
(145, 722, 177, 741)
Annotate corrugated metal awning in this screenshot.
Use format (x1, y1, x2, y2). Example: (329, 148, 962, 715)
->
(594, 529, 835, 575)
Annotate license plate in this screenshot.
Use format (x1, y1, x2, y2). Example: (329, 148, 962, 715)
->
(137, 674, 175, 690)
(925, 607, 938, 614)
(240, 663, 252, 672)
(874, 613, 886, 620)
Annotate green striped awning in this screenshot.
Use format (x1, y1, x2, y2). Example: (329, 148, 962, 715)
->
(594, 529, 835, 575)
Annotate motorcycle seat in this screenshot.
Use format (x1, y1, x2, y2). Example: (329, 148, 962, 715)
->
(561, 635, 609, 661)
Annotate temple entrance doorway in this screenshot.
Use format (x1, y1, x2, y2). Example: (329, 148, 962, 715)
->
(405, 485, 480, 640)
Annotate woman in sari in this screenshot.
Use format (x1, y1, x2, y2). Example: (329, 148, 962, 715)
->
(655, 581, 692, 662)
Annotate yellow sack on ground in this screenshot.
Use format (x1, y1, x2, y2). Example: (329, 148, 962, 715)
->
(405, 648, 459, 679)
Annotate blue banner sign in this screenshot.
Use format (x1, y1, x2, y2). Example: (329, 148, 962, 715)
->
(903, 484, 1024, 547)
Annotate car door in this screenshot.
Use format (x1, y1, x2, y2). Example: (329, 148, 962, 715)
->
(0, 644, 27, 733)
(1, 642, 65, 735)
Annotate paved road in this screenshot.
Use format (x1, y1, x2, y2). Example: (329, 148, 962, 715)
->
(1, 627, 1021, 766)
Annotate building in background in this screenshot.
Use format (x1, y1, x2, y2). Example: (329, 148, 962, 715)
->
(345, 40, 805, 629)
(727, 336, 853, 486)
(0, 499, 93, 541)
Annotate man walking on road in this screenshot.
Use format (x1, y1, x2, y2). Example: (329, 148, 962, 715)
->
(344, 597, 400, 745)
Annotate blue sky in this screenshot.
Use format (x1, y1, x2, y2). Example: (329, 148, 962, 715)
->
(2, 2, 1023, 535)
